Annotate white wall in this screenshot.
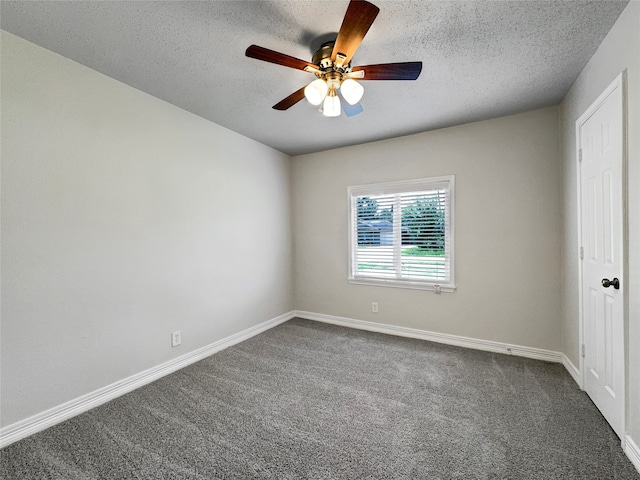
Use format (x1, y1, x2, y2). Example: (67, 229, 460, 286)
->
(292, 107, 562, 351)
(0, 32, 293, 427)
(559, 0, 640, 447)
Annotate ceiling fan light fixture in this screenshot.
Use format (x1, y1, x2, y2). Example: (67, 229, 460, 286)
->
(246, 1, 422, 117)
(340, 78, 364, 105)
(304, 78, 328, 106)
(322, 90, 341, 117)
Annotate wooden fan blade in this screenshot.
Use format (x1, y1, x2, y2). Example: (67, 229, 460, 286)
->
(246, 45, 317, 72)
(331, 0, 380, 65)
(273, 87, 307, 110)
(351, 62, 423, 80)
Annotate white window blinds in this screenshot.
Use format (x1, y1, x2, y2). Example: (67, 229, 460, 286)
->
(348, 176, 455, 291)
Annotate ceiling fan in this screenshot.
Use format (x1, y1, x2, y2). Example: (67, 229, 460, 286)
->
(245, 0, 422, 118)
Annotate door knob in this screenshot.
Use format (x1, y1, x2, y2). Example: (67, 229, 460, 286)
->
(602, 278, 620, 289)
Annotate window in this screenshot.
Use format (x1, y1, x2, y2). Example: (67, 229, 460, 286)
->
(348, 176, 455, 292)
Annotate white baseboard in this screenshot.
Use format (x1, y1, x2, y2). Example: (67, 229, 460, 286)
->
(561, 354, 583, 388)
(293, 311, 563, 363)
(625, 435, 640, 474)
(0, 311, 295, 449)
(0, 309, 604, 454)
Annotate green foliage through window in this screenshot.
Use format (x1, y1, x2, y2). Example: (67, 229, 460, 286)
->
(401, 195, 445, 251)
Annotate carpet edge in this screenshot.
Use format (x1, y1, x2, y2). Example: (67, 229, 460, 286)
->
(294, 310, 563, 363)
(0, 311, 296, 449)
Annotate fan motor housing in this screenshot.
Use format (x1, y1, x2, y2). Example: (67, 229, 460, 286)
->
(312, 41, 351, 72)
(312, 42, 334, 68)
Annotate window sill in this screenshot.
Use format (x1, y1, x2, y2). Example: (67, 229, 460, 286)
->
(348, 277, 456, 292)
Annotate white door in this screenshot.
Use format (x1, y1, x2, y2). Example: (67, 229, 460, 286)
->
(579, 75, 625, 439)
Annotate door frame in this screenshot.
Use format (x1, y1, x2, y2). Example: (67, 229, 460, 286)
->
(575, 71, 628, 439)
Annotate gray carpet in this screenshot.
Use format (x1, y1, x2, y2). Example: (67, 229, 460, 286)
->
(1, 318, 638, 479)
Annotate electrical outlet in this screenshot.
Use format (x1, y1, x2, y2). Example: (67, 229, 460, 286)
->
(171, 330, 181, 347)
(372, 302, 379, 313)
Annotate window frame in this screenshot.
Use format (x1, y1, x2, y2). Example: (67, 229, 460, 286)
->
(347, 175, 456, 292)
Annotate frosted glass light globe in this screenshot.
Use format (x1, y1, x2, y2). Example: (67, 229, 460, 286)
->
(340, 79, 364, 105)
(322, 94, 341, 117)
(304, 79, 329, 106)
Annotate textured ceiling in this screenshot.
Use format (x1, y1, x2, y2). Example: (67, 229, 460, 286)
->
(1, 0, 629, 156)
